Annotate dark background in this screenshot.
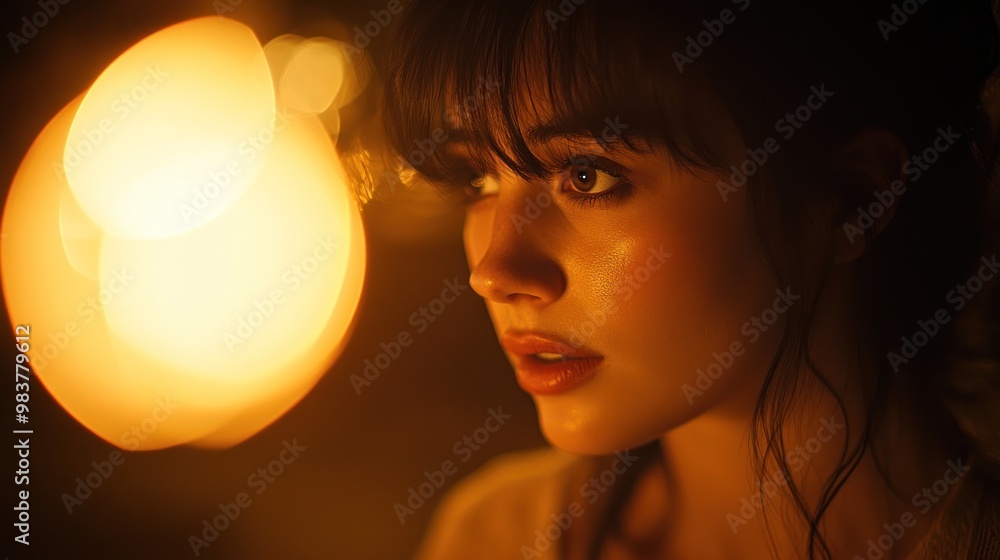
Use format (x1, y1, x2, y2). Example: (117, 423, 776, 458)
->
(0, 1, 544, 558)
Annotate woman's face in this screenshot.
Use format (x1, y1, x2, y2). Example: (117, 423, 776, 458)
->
(460, 108, 791, 454)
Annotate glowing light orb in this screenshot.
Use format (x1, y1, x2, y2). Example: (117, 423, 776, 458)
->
(1, 17, 366, 450)
(265, 35, 350, 137)
(64, 17, 275, 240)
(280, 38, 347, 115)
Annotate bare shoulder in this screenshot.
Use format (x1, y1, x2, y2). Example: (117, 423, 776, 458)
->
(412, 447, 589, 560)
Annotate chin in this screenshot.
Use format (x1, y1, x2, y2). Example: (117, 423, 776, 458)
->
(531, 394, 674, 456)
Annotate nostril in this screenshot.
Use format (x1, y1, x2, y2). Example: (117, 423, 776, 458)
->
(469, 253, 565, 305)
(466, 195, 567, 305)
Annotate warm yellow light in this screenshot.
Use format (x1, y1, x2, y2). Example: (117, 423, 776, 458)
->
(279, 38, 346, 115)
(1, 17, 366, 450)
(63, 17, 275, 240)
(265, 35, 349, 138)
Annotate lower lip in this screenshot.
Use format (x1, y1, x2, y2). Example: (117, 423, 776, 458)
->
(514, 355, 603, 395)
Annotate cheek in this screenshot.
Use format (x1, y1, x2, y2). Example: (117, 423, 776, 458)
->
(462, 201, 495, 270)
(535, 185, 785, 453)
(590, 182, 778, 374)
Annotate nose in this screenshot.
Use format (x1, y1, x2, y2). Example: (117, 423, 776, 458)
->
(466, 179, 566, 306)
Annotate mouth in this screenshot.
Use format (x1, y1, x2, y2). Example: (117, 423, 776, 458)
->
(533, 352, 572, 362)
(500, 331, 604, 395)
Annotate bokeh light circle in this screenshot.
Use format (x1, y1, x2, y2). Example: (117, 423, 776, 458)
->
(1, 17, 366, 450)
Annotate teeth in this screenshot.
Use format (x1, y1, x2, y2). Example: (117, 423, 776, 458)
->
(535, 352, 567, 362)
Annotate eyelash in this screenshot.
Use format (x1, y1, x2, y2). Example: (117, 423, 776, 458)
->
(459, 155, 633, 209)
(459, 181, 489, 207)
(557, 156, 633, 209)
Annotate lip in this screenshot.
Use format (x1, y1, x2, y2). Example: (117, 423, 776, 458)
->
(500, 331, 604, 395)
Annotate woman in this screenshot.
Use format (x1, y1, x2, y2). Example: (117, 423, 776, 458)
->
(373, 0, 1000, 558)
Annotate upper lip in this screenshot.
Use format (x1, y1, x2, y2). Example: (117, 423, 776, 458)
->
(500, 331, 602, 359)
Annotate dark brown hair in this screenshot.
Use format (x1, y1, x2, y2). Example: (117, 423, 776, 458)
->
(379, 1, 1000, 558)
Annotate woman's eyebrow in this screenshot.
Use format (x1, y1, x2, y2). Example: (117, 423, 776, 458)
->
(436, 141, 498, 172)
(437, 139, 472, 159)
(444, 118, 622, 147)
(526, 119, 635, 152)
(526, 122, 590, 144)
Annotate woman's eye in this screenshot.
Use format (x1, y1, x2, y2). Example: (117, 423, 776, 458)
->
(464, 174, 500, 201)
(562, 158, 627, 195)
(459, 158, 630, 208)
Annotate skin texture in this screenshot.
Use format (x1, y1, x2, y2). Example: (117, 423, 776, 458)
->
(457, 113, 955, 557)
(460, 79, 784, 455)
(463, 137, 781, 455)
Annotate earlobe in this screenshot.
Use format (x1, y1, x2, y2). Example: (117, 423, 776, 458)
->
(829, 129, 909, 264)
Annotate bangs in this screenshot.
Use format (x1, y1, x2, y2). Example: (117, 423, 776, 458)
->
(381, 0, 1000, 194)
(382, 0, 734, 188)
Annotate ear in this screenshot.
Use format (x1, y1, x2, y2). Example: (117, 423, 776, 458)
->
(828, 129, 909, 264)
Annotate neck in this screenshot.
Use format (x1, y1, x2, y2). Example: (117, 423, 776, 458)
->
(657, 272, 956, 559)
